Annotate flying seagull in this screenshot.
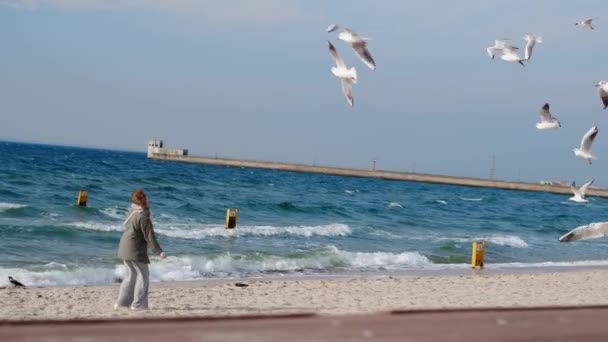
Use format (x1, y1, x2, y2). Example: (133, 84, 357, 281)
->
(573, 126, 598, 164)
(326, 24, 339, 33)
(560, 222, 608, 242)
(575, 18, 596, 30)
(328, 24, 376, 70)
(569, 180, 594, 203)
(328, 40, 357, 107)
(523, 34, 542, 61)
(8, 276, 25, 288)
(486, 39, 509, 59)
(500, 45, 526, 66)
(596, 80, 608, 109)
(536, 103, 561, 130)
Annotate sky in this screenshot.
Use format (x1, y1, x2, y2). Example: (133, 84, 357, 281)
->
(1, 1, 608, 184)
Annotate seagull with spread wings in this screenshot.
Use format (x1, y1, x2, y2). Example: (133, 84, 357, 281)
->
(536, 103, 561, 130)
(486, 39, 509, 59)
(499, 45, 526, 66)
(573, 126, 599, 164)
(327, 41, 357, 107)
(523, 34, 542, 61)
(560, 222, 608, 242)
(327, 24, 376, 71)
(569, 180, 594, 203)
(575, 18, 597, 30)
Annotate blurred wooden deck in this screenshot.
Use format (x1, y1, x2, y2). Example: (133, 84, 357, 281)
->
(2, 306, 608, 341)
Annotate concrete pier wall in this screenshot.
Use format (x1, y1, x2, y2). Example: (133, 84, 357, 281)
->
(149, 153, 608, 198)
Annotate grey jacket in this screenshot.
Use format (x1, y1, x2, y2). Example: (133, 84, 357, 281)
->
(117, 207, 163, 264)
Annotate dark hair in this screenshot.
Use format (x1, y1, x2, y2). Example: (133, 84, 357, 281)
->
(131, 188, 149, 209)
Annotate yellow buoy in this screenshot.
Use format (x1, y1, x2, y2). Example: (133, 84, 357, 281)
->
(225, 208, 238, 229)
(471, 240, 485, 269)
(77, 190, 89, 207)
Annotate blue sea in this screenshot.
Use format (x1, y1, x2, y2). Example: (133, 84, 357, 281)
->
(1, 141, 608, 287)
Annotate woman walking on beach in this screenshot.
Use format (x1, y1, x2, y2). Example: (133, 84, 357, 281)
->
(115, 188, 166, 310)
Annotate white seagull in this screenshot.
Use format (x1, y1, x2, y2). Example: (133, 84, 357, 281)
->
(573, 126, 599, 164)
(569, 179, 594, 203)
(328, 40, 357, 107)
(596, 80, 608, 110)
(523, 34, 542, 61)
(328, 24, 376, 70)
(575, 18, 596, 30)
(486, 39, 509, 59)
(500, 45, 526, 66)
(536, 103, 561, 130)
(559, 222, 608, 242)
(326, 24, 339, 33)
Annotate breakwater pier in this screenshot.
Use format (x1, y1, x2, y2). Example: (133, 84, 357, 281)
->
(147, 141, 608, 198)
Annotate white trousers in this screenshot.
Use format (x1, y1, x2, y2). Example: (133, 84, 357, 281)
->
(116, 261, 150, 309)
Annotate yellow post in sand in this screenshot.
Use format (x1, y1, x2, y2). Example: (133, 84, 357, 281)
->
(471, 240, 485, 269)
(226, 208, 238, 229)
(77, 190, 89, 207)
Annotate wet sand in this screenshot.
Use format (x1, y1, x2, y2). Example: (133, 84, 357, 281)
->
(1, 268, 608, 321)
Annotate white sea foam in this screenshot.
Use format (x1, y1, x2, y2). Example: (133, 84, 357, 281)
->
(5, 253, 608, 287)
(43, 262, 68, 270)
(0, 247, 430, 286)
(67, 221, 351, 239)
(100, 207, 127, 220)
(69, 222, 123, 232)
(433, 235, 529, 248)
(369, 229, 405, 240)
(0, 202, 28, 212)
(332, 247, 431, 269)
(156, 223, 352, 239)
(436, 200, 448, 205)
(386, 202, 403, 209)
(0, 265, 116, 287)
(483, 235, 529, 248)
(460, 197, 483, 202)
(115, 246, 432, 281)
(494, 260, 608, 268)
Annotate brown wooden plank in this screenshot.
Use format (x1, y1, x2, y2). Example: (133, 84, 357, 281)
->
(2, 307, 608, 341)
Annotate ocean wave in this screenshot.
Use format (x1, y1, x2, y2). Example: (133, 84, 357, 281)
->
(460, 197, 483, 202)
(0, 189, 25, 198)
(5, 254, 608, 287)
(368, 229, 405, 240)
(66, 221, 351, 239)
(123, 246, 432, 281)
(0, 202, 28, 212)
(156, 223, 352, 239)
(431, 235, 529, 248)
(127, 246, 432, 280)
(277, 201, 301, 211)
(0, 265, 116, 287)
(0, 247, 431, 286)
(100, 207, 128, 220)
(68, 221, 123, 232)
(494, 260, 608, 268)
(483, 235, 529, 248)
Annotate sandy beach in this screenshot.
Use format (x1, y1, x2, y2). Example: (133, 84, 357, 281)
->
(2, 268, 608, 321)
